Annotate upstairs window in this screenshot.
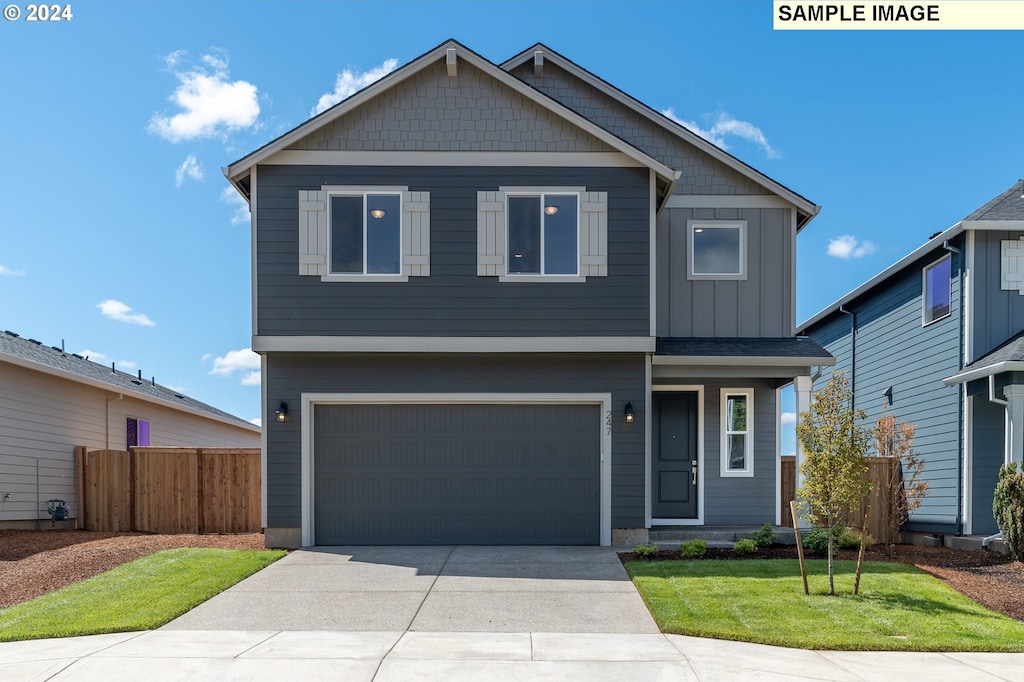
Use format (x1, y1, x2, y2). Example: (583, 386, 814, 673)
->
(720, 389, 753, 477)
(923, 255, 951, 325)
(688, 220, 747, 280)
(330, 193, 402, 275)
(507, 193, 579, 276)
(127, 417, 150, 448)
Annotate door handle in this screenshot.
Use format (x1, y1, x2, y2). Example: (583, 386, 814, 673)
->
(691, 459, 698, 485)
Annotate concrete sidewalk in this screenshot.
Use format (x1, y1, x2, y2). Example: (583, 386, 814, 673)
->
(3, 629, 1024, 681)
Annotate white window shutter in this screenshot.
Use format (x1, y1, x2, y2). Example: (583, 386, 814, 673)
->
(298, 190, 328, 276)
(580, 191, 608, 277)
(477, 191, 506, 276)
(402, 191, 430, 277)
(1002, 237, 1024, 294)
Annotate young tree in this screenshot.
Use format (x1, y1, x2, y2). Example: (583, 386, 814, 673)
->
(795, 372, 872, 595)
(873, 405, 928, 543)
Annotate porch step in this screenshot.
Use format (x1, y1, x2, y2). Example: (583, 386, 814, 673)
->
(649, 525, 797, 546)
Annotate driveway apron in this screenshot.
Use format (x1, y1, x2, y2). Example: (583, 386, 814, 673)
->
(162, 545, 659, 634)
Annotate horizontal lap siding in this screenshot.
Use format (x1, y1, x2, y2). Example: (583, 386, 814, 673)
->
(256, 165, 649, 337)
(265, 353, 646, 529)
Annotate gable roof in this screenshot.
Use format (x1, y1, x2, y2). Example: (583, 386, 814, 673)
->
(0, 329, 259, 432)
(798, 180, 1024, 333)
(944, 328, 1024, 386)
(224, 39, 679, 200)
(501, 43, 820, 228)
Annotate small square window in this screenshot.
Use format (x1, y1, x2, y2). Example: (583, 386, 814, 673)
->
(127, 417, 150, 448)
(720, 389, 753, 477)
(507, 193, 578, 276)
(330, 193, 401, 275)
(923, 255, 951, 325)
(688, 221, 747, 280)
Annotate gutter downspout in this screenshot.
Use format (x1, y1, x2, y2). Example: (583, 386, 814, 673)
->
(944, 239, 965, 536)
(838, 305, 856, 407)
(105, 393, 123, 449)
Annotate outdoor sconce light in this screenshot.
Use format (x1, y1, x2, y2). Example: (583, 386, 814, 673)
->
(883, 386, 893, 406)
(544, 205, 559, 216)
(624, 402, 635, 424)
(276, 401, 289, 422)
(370, 208, 386, 219)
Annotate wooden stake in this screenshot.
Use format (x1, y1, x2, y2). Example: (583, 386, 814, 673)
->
(791, 500, 809, 596)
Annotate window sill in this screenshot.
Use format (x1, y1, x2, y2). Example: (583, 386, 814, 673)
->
(320, 274, 409, 283)
(687, 273, 748, 281)
(497, 274, 587, 283)
(719, 469, 754, 478)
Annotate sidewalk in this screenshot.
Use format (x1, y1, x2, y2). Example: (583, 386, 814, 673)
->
(3, 629, 1023, 681)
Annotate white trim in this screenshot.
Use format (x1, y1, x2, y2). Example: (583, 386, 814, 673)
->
(963, 390, 974, 534)
(497, 275, 586, 283)
(650, 170, 657, 337)
(687, 220, 748, 280)
(252, 335, 656, 353)
(775, 385, 782, 526)
(651, 384, 705, 525)
(664, 195, 796, 210)
(260, 353, 268, 530)
(323, 189, 405, 279)
(262, 150, 645, 168)
(720, 388, 754, 477)
(966, 230, 975, 363)
(299, 392, 613, 547)
(251, 165, 258, 343)
(945, 360, 1024, 386)
(504, 190, 581, 278)
(644, 354, 653, 528)
(790, 208, 798, 337)
(922, 254, 953, 327)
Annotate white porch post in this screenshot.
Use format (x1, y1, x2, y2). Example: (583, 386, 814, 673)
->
(794, 375, 813, 527)
(1004, 384, 1024, 466)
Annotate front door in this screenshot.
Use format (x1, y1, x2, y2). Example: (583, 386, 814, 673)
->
(652, 393, 698, 518)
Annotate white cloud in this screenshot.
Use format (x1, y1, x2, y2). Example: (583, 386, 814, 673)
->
(175, 153, 204, 187)
(78, 349, 136, 369)
(220, 186, 250, 225)
(210, 348, 260, 386)
(662, 109, 779, 158)
(250, 417, 263, 427)
(0, 265, 25, 276)
(781, 411, 797, 425)
(149, 50, 260, 142)
(97, 299, 156, 326)
(200, 352, 212, 363)
(827, 235, 877, 260)
(119, 360, 138, 370)
(312, 58, 399, 116)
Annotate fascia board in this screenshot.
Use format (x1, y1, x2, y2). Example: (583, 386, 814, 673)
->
(943, 361, 1024, 386)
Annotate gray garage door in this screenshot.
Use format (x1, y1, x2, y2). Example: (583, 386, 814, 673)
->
(313, 403, 601, 545)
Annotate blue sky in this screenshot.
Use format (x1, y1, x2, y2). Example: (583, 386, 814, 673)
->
(2, 1, 1021, 438)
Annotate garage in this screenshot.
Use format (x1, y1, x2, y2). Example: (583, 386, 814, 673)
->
(312, 402, 602, 545)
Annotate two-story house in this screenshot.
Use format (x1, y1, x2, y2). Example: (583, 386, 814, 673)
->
(225, 40, 831, 549)
(800, 181, 1024, 540)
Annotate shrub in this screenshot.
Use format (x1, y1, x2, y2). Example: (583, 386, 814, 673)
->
(837, 526, 873, 550)
(994, 463, 1024, 562)
(801, 527, 834, 556)
(679, 539, 707, 558)
(748, 523, 778, 548)
(633, 543, 659, 558)
(733, 538, 757, 555)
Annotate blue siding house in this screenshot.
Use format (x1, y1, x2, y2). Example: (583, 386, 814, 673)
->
(800, 181, 1024, 538)
(225, 40, 831, 548)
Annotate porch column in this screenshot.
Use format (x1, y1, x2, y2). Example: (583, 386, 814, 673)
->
(1004, 384, 1024, 466)
(794, 376, 813, 527)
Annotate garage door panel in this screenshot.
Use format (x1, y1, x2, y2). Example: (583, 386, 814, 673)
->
(314, 403, 600, 545)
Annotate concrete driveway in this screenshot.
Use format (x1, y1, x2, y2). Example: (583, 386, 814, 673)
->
(163, 545, 660, 634)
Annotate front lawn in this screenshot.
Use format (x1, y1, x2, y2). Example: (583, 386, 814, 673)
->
(626, 558, 1024, 651)
(0, 548, 285, 642)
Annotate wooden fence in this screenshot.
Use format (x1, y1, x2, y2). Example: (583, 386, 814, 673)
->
(78, 447, 260, 534)
(781, 456, 900, 544)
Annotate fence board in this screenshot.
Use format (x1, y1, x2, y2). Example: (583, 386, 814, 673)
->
(82, 450, 132, 532)
(781, 456, 795, 527)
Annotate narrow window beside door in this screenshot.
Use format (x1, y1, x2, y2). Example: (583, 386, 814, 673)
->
(720, 389, 753, 477)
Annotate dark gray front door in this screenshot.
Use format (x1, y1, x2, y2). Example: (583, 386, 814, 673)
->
(652, 393, 698, 518)
(313, 403, 601, 545)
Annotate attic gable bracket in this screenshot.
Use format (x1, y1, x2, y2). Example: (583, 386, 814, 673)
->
(534, 50, 544, 78)
(446, 48, 457, 77)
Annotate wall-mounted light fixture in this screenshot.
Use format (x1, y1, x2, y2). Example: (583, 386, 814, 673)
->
(276, 401, 289, 422)
(370, 208, 386, 219)
(624, 402, 635, 424)
(544, 205, 558, 216)
(882, 386, 893, 406)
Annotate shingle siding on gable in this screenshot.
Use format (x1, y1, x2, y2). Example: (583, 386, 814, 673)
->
(511, 62, 765, 196)
(255, 164, 650, 337)
(806, 249, 963, 529)
(288, 61, 617, 153)
(972, 230, 1024, 360)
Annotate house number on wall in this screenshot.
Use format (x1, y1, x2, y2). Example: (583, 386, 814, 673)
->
(605, 410, 613, 435)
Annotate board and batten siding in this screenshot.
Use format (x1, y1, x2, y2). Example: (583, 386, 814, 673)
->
(971, 230, 1024, 360)
(0, 361, 260, 523)
(806, 246, 963, 530)
(264, 353, 646, 530)
(255, 165, 650, 337)
(656, 207, 793, 337)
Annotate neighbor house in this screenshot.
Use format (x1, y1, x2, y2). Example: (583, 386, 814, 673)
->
(224, 39, 832, 549)
(0, 330, 261, 528)
(799, 181, 1024, 538)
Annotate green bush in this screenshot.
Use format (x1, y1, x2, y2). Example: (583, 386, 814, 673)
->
(679, 539, 707, 558)
(994, 463, 1024, 562)
(748, 523, 778, 548)
(802, 525, 871, 555)
(733, 538, 757, 555)
(801, 527, 834, 556)
(633, 543, 659, 558)
(837, 526, 873, 550)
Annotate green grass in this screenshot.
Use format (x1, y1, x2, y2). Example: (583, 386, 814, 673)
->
(626, 559, 1024, 651)
(0, 548, 285, 642)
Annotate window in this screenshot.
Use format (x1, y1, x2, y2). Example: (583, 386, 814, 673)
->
(688, 220, 747, 280)
(330, 193, 401, 275)
(507, 193, 579, 275)
(720, 389, 753, 476)
(922, 255, 951, 325)
(127, 418, 150, 448)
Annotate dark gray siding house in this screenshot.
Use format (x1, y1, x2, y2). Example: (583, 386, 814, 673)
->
(800, 181, 1024, 538)
(226, 39, 830, 548)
